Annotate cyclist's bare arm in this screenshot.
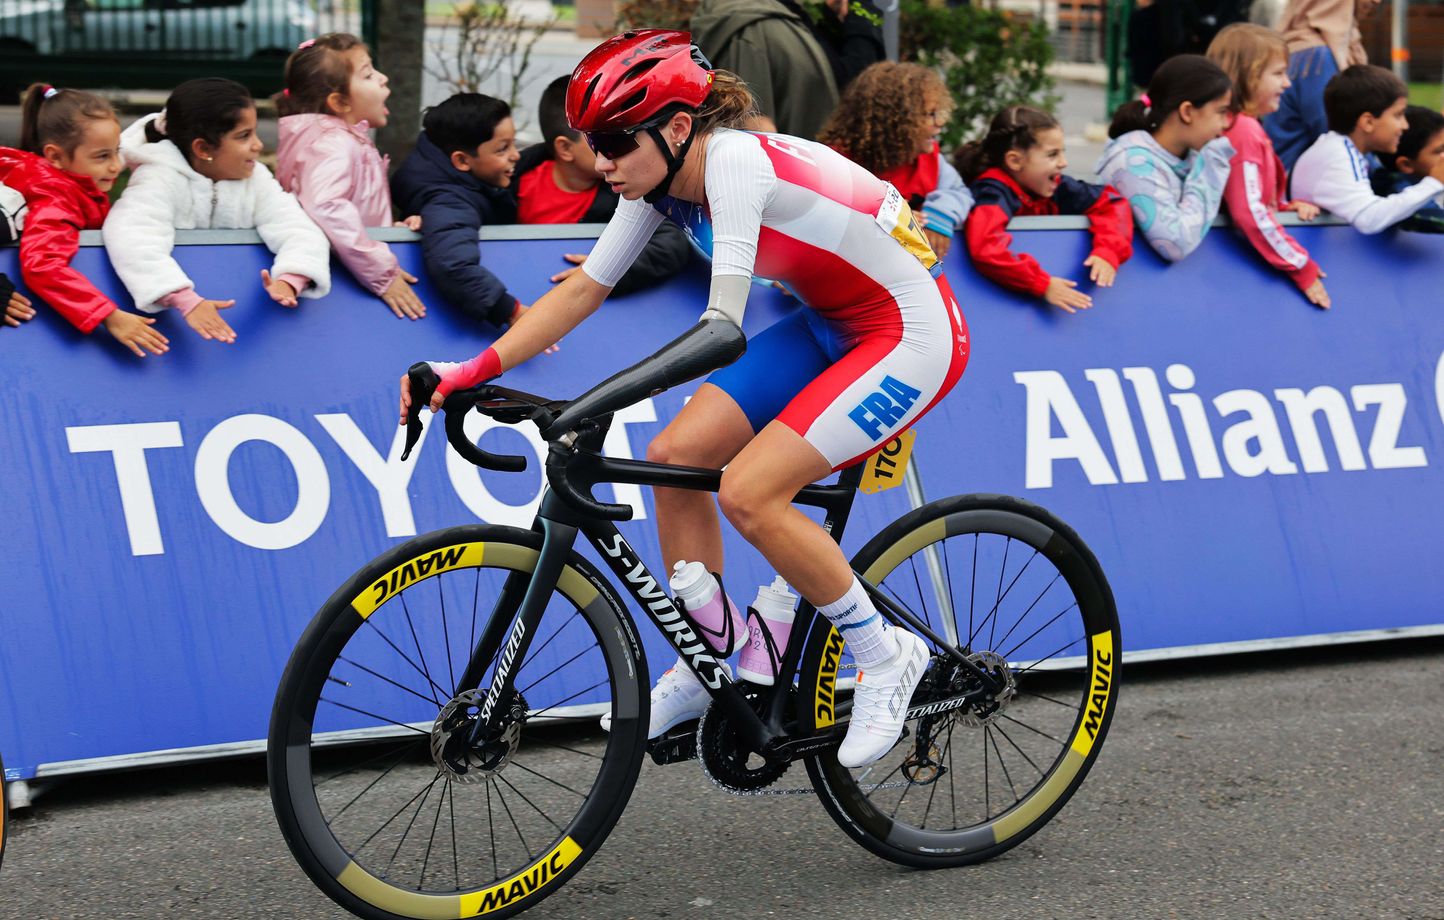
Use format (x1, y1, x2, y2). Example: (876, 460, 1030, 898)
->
(493, 269, 611, 372)
(401, 269, 613, 420)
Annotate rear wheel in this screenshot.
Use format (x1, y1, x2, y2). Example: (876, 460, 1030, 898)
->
(799, 494, 1119, 868)
(268, 525, 647, 919)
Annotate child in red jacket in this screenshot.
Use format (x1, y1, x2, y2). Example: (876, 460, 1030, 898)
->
(0, 83, 168, 355)
(959, 105, 1134, 314)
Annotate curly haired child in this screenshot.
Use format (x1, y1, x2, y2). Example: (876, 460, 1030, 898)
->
(817, 61, 972, 258)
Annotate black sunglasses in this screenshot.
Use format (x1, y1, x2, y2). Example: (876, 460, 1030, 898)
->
(584, 129, 644, 160)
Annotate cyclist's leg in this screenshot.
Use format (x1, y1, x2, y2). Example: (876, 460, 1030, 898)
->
(648, 307, 836, 575)
(719, 275, 969, 765)
(646, 384, 753, 574)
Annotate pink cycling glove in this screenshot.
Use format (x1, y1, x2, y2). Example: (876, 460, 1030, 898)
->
(430, 347, 503, 400)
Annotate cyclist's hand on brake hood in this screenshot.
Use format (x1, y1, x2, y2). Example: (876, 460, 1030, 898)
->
(398, 347, 503, 424)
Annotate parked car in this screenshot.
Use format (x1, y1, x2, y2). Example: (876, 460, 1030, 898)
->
(0, 0, 316, 61)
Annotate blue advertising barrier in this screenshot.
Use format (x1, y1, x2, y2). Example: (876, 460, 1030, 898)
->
(2, 220, 1441, 782)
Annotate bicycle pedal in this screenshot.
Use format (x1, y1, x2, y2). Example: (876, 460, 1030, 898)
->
(646, 722, 700, 765)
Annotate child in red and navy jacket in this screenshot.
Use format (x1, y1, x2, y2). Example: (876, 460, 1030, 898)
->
(958, 106, 1133, 314)
(0, 83, 169, 355)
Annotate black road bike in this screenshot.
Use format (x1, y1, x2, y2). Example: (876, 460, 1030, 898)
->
(268, 321, 1120, 920)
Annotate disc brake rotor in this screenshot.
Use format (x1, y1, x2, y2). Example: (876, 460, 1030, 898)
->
(430, 688, 527, 784)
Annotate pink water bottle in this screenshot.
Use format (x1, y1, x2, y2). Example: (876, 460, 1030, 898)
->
(669, 561, 749, 655)
(737, 576, 798, 685)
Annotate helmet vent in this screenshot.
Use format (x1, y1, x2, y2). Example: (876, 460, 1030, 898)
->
(623, 59, 662, 83)
(619, 89, 648, 113)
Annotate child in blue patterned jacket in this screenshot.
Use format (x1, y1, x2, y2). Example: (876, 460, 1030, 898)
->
(1095, 55, 1236, 262)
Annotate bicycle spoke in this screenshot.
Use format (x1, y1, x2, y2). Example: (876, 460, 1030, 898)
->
(1014, 687, 1078, 710)
(325, 743, 423, 824)
(526, 679, 608, 720)
(508, 759, 588, 798)
(400, 593, 442, 708)
(469, 567, 481, 679)
(316, 738, 422, 788)
(354, 771, 441, 859)
(525, 736, 604, 760)
(992, 572, 1064, 654)
(338, 656, 438, 710)
(969, 533, 978, 648)
(1013, 634, 1087, 675)
(385, 773, 439, 879)
(518, 641, 599, 697)
(420, 778, 447, 890)
(946, 717, 957, 828)
(942, 538, 963, 654)
(320, 697, 431, 738)
(485, 780, 499, 880)
(449, 779, 460, 891)
(495, 773, 565, 832)
(1001, 603, 1080, 664)
(996, 713, 1064, 746)
(982, 726, 990, 821)
(987, 727, 1020, 805)
(991, 538, 1009, 649)
(993, 723, 1046, 777)
(517, 610, 584, 683)
(906, 556, 937, 648)
(920, 725, 953, 830)
(439, 575, 456, 697)
(974, 543, 1041, 652)
(491, 778, 534, 859)
(362, 618, 448, 703)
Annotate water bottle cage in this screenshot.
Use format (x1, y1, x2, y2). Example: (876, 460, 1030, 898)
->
(746, 604, 784, 669)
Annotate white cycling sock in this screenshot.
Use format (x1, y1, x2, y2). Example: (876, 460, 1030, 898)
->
(817, 577, 898, 669)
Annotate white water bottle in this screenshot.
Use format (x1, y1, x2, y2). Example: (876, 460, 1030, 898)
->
(669, 561, 749, 655)
(737, 576, 798, 685)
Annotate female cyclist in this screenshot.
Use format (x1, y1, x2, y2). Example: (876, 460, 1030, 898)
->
(399, 29, 971, 768)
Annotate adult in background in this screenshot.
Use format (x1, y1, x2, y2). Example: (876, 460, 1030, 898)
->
(1265, 0, 1381, 171)
(691, 0, 883, 140)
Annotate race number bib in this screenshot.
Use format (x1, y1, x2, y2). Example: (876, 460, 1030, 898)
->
(875, 183, 939, 273)
(859, 430, 917, 494)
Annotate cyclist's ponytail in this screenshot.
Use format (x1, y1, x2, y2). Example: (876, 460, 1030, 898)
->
(691, 70, 759, 135)
(953, 105, 1059, 183)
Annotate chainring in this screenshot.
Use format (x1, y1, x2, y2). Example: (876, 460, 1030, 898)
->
(695, 692, 790, 794)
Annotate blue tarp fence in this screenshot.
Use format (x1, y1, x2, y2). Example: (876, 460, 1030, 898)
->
(2, 220, 1441, 780)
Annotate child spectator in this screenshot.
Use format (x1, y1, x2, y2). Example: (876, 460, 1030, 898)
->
(104, 78, 331, 345)
(1292, 65, 1444, 233)
(958, 105, 1134, 314)
(0, 84, 168, 355)
(390, 93, 524, 332)
(1207, 23, 1330, 309)
(276, 33, 428, 320)
(2, 271, 34, 327)
(816, 61, 973, 258)
(1096, 55, 1235, 262)
(1370, 105, 1444, 233)
(514, 75, 692, 295)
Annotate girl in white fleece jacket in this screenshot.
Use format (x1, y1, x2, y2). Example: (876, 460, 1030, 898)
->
(103, 78, 330, 344)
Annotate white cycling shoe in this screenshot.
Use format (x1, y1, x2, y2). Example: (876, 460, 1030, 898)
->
(836, 628, 930, 769)
(601, 659, 733, 739)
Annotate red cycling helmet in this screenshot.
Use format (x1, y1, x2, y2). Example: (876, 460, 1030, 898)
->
(566, 29, 715, 135)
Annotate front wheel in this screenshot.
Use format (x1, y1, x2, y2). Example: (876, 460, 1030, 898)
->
(268, 524, 647, 920)
(799, 494, 1120, 868)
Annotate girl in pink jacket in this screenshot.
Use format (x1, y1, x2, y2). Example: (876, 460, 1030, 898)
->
(276, 34, 427, 319)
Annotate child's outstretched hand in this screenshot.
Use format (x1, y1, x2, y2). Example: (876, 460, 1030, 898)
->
(187, 298, 238, 343)
(395, 215, 423, 231)
(4, 288, 34, 327)
(102, 309, 170, 357)
(1284, 201, 1321, 221)
(924, 229, 952, 260)
(1044, 276, 1093, 314)
(1083, 254, 1116, 287)
(261, 270, 300, 307)
(510, 301, 561, 355)
(1303, 274, 1331, 310)
(549, 253, 588, 284)
(382, 270, 427, 320)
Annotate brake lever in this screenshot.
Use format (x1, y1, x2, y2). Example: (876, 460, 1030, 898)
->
(401, 362, 440, 462)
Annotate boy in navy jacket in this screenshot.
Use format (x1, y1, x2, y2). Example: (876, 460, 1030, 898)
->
(391, 93, 522, 329)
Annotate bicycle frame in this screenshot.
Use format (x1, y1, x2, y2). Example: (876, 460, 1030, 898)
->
(457, 425, 1002, 758)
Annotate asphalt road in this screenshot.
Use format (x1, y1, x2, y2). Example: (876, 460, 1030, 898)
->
(3, 637, 1442, 920)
